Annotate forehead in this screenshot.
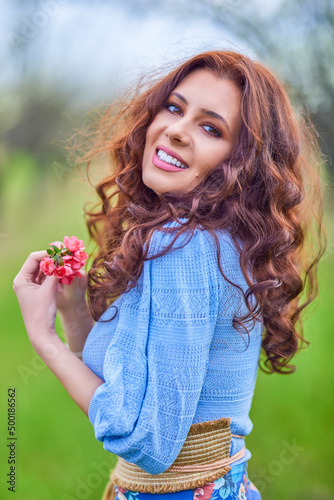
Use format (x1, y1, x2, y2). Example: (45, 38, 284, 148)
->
(172, 68, 241, 106)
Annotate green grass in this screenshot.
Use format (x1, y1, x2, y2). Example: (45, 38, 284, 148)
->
(1, 155, 333, 499)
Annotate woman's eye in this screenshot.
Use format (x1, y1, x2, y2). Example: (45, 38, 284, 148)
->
(165, 102, 181, 114)
(164, 102, 222, 138)
(203, 124, 221, 137)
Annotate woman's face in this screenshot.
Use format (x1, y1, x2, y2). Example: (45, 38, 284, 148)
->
(141, 68, 242, 196)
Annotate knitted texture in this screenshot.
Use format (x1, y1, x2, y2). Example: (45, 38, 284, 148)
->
(83, 219, 262, 475)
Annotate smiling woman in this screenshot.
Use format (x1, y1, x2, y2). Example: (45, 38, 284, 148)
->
(16, 49, 327, 500)
(141, 70, 242, 196)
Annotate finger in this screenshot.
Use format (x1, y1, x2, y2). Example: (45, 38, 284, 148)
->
(78, 268, 88, 282)
(42, 273, 59, 292)
(16, 251, 50, 281)
(35, 267, 44, 285)
(74, 270, 88, 290)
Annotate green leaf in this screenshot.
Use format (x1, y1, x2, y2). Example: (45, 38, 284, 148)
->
(50, 245, 60, 253)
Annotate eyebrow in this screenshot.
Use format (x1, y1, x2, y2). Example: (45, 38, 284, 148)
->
(169, 92, 231, 133)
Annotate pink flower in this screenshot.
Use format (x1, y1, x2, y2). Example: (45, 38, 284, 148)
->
(193, 483, 215, 500)
(63, 235, 85, 252)
(59, 275, 75, 285)
(115, 486, 127, 500)
(39, 257, 55, 276)
(238, 482, 246, 500)
(117, 493, 127, 500)
(39, 235, 88, 286)
(73, 249, 89, 264)
(54, 263, 73, 277)
(63, 253, 88, 270)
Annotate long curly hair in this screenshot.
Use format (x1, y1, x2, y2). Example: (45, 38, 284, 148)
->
(64, 50, 327, 374)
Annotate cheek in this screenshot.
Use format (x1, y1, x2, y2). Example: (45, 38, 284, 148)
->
(143, 128, 155, 157)
(144, 128, 152, 147)
(147, 115, 163, 134)
(144, 126, 158, 154)
(200, 153, 223, 173)
(207, 146, 231, 169)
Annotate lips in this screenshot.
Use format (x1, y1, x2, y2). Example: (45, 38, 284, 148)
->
(156, 145, 189, 168)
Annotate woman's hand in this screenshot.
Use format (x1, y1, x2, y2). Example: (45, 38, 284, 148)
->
(55, 269, 89, 315)
(13, 250, 60, 345)
(12, 249, 103, 417)
(43, 241, 93, 353)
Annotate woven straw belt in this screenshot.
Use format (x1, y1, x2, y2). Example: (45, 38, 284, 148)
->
(101, 417, 246, 499)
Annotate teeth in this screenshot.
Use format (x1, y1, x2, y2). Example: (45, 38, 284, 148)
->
(157, 149, 188, 169)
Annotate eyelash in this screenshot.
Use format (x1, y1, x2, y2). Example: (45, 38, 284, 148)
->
(163, 101, 222, 138)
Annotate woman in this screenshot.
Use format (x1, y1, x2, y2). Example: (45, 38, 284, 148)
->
(13, 50, 326, 499)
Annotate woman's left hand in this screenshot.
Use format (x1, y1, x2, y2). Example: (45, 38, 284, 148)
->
(13, 250, 60, 346)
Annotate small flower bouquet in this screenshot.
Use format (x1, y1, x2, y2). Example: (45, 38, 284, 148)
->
(39, 235, 88, 285)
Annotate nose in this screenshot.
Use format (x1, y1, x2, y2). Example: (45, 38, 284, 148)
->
(165, 117, 191, 146)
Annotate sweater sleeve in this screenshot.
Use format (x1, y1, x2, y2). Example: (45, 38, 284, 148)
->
(87, 224, 220, 474)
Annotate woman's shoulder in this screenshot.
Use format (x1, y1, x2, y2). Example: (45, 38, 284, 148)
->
(145, 219, 243, 280)
(149, 218, 241, 257)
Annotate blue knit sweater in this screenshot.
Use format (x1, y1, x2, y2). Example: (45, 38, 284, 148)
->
(83, 219, 262, 475)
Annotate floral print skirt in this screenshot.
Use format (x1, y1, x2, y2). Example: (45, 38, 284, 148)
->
(114, 462, 261, 500)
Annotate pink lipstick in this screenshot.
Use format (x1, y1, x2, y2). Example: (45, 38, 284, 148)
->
(152, 146, 189, 172)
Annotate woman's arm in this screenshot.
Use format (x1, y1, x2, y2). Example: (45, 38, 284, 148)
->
(31, 331, 104, 417)
(58, 301, 95, 355)
(13, 250, 104, 418)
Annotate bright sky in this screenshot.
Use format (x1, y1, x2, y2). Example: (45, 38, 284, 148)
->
(1, 0, 262, 103)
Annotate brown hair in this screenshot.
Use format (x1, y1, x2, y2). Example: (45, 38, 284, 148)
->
(64, 50, 327, 374)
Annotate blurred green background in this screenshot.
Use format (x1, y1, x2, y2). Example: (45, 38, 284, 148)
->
(1, 1, 334, 499)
